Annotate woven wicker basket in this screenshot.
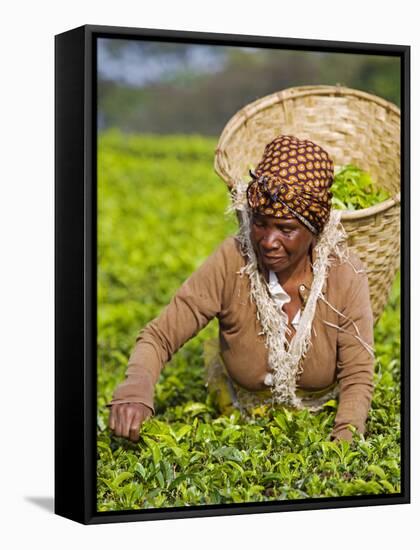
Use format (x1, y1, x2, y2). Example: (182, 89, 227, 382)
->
(214, 85, 401, 323)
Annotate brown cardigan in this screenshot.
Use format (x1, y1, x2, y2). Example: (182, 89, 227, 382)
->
(106, 236, 375, 441)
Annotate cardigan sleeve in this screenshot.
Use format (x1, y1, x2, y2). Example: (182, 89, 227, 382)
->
(331, 257, 375, 442)
(105, 237, 236, 413)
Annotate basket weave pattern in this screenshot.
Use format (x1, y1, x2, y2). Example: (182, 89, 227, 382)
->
(214, 85, 401, 322)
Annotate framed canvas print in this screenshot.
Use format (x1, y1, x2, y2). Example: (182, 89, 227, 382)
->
(55, 24, 410, 525)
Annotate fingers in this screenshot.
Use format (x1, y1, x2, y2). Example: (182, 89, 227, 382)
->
(129, 409, 142, 443)
(112, 404, 124, 438)
(120, 406, 132, 440)
(109, 403, 152, 442)
(108, 407, 115, 431)
(128, 405, 153, 442)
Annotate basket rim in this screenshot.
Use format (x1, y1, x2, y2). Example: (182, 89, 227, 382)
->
(339, 191, 400, 220)
(214, 84, 400, 185)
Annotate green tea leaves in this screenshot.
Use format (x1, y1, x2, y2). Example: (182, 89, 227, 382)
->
(97, 133, 401, 511)
(331, 164, 391, 210)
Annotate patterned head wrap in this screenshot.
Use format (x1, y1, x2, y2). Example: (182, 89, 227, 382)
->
(246, 135, 335, 235)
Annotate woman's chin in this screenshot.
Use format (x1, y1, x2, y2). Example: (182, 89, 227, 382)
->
(261, 255, 288, 270)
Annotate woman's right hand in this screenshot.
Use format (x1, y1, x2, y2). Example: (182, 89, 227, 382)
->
(108, 402, 153, 442)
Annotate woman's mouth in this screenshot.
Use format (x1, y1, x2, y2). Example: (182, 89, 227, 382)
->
(262, 253, 287, 263)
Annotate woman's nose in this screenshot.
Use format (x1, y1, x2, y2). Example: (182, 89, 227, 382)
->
(261, 230, 282, 250)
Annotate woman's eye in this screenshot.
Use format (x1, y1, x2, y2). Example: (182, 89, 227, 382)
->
(276, 227, 293, 234)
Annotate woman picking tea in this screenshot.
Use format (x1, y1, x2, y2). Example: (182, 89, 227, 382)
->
(107, 135, 375, 444)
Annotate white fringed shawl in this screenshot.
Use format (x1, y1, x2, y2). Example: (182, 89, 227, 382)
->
(227, 180, 357, 411)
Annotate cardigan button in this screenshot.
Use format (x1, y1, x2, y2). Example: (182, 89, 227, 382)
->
(264, 373, 274, 386)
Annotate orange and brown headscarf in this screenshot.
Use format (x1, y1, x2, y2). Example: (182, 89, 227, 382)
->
(246, 135, 335, 235)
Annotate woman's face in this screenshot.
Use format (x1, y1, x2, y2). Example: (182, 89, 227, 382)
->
(250, 212, 315, 274)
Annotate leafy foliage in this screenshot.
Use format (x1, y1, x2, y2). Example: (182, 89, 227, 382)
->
(97, 131, 401, 511)
(331, 164, 391, 210)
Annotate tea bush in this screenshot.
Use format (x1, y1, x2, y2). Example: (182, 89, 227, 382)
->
(97, 130, 401, 511)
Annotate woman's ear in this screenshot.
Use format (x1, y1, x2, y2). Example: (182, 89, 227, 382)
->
(309, 236, 317, 261)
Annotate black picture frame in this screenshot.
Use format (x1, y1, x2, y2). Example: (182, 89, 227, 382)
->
(55, 23, 410, 525)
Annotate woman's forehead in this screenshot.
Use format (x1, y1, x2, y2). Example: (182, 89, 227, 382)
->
(252, 212, 299, 225)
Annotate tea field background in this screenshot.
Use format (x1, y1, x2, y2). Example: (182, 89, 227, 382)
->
(97, 130, 401, 511)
